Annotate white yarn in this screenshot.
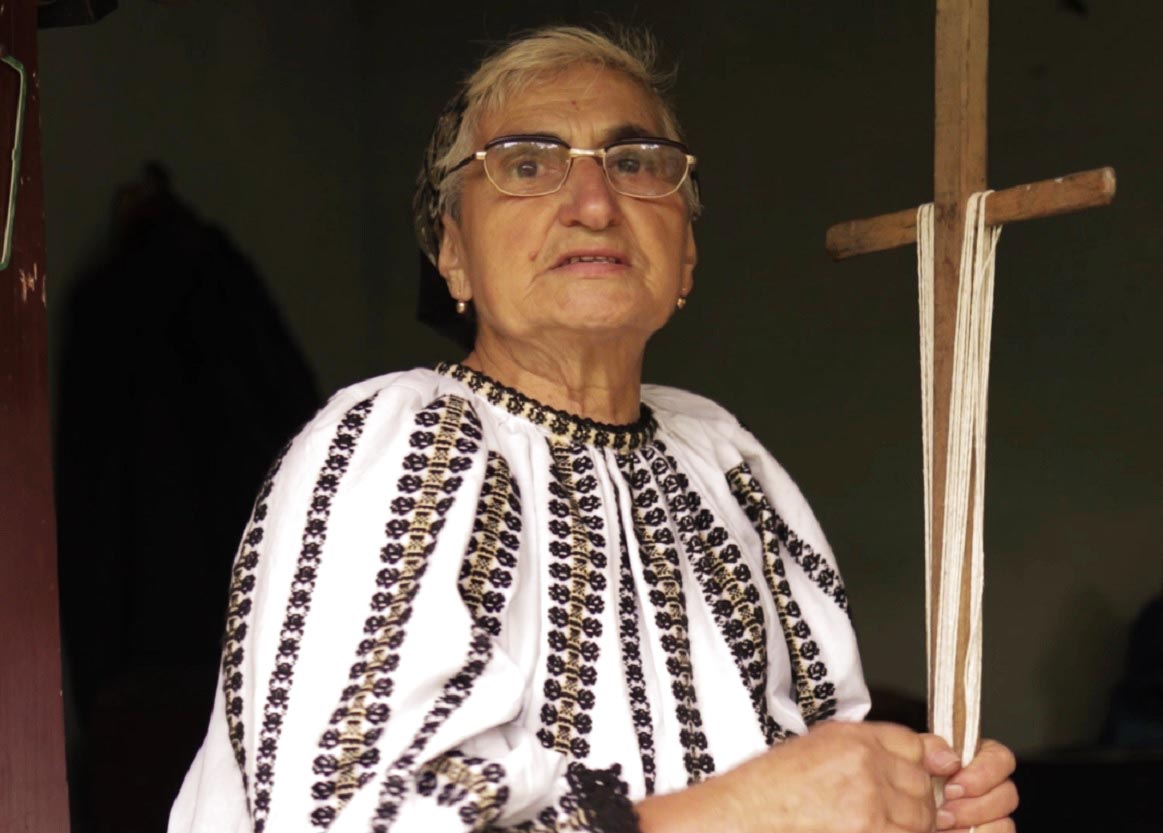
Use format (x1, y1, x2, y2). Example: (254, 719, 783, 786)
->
(917, 195, 1001, 766)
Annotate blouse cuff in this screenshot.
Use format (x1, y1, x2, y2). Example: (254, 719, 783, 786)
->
(499, 763, 641, 833)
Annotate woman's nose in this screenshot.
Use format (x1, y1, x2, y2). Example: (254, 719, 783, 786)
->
(557, 157, 621, 230)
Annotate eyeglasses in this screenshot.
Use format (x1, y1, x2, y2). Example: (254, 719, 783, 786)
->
(447, 134, 698, 199)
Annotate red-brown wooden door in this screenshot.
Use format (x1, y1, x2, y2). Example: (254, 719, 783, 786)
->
(0, 1, 71, 831)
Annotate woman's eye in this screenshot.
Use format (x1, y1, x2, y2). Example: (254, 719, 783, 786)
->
(614, 155, 643, 175)
(613, 151, 660, 177)
(513, 158, 541, 178)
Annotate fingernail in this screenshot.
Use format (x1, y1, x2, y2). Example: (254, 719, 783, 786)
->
(944, 783, 965, 800)
(936, 809, 955, 830)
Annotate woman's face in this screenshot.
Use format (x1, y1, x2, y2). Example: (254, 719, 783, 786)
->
(439, 65, 696, 353)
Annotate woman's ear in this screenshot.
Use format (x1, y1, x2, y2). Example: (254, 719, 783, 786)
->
(438, 214, 473, 302)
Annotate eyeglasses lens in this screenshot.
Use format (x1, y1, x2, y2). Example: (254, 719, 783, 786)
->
(605, 144, 688, 197)
(484, 141, 688, 197)
(484, 141, 570, 196)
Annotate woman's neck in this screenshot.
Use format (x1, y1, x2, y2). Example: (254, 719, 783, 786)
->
(462, 334, 645, 425)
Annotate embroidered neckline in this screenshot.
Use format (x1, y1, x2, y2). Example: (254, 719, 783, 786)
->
(435, 362, 656, 451)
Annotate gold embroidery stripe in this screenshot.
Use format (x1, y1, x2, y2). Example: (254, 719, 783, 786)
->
(332, 398, 467, 808)
(420, 757, 505, 816)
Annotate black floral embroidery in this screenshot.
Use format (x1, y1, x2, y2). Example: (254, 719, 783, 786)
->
(728, 463, 839, 725)
(310, 396, 482, 829)
(772, 514, 849, 617)
(505, 763, 640, 833)
(222, 443, 293, 808)
(437, 363, 655, 452)
(614, 509, 657, 794)
(617, 450, 716, 784)
(537, 441, 608, 760)
(566, 764, 640, 833)
(371, 453, 522, 831)
(242, 398, 376, 831)
(654, 445, 791, 745)
(459, 453, 523, 634)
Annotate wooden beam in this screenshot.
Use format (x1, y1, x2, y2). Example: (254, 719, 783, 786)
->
(930, 0, 988, 756)
(824, 166, 1117, 261)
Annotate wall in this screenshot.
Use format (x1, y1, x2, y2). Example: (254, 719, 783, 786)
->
(40, 0, 370, 396)
(39, 0, 1163, 754)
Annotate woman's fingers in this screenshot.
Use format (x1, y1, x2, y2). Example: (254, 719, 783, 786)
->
(886, 778, 937, 833)
(945, 738, 1017, 799)
(920, 733, 962, 777)
(886, 752, 935, 801)
(766, 722, 941, 833)
(936, 779, 1019, 830)
(869, 721, 928, 763)
(770, 723, 1015, 833)
(885, 733, 1018, 832)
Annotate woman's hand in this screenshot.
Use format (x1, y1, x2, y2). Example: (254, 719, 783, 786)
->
(638, 721, 943, 833)
(924, 737, 1018, 833)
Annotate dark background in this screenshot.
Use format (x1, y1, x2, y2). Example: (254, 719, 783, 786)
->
(37, 1, 1161, 830)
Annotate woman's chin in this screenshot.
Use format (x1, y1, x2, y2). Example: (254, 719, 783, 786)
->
(550, 285, 667, 329)
(548, 307, 667, 342)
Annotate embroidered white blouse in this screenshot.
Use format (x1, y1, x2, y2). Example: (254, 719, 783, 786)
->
(170, 363, 869, 833)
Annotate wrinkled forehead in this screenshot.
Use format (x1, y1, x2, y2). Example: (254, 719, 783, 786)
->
(472, 65, 671, 146)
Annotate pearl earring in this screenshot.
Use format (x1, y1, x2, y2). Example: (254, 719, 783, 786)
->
(455, 299, 467, 314)
(676, 297, 687, 310)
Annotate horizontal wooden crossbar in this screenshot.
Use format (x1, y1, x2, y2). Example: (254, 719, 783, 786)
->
(824, 166, 1117, 261)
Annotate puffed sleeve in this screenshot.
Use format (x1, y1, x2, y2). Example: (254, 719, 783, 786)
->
(727, 426, 871, 725)
(170, 375, 640, 833)
(643, 385, 871, 729)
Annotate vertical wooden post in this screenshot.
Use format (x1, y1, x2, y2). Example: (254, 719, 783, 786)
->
(930, 0, 988, 754)
(0, 1, 72, 830)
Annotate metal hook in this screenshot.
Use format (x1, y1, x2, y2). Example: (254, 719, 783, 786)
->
(0, 45, 25, 269)
(0, 45, 26, 271)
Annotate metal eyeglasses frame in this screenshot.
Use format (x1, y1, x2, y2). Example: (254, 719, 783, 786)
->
(446, 134, 699, 199)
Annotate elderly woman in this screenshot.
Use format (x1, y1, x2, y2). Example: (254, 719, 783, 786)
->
(171, 26, 1017, 833)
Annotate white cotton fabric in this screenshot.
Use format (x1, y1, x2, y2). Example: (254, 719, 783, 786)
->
(169, 365, 869, 833)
